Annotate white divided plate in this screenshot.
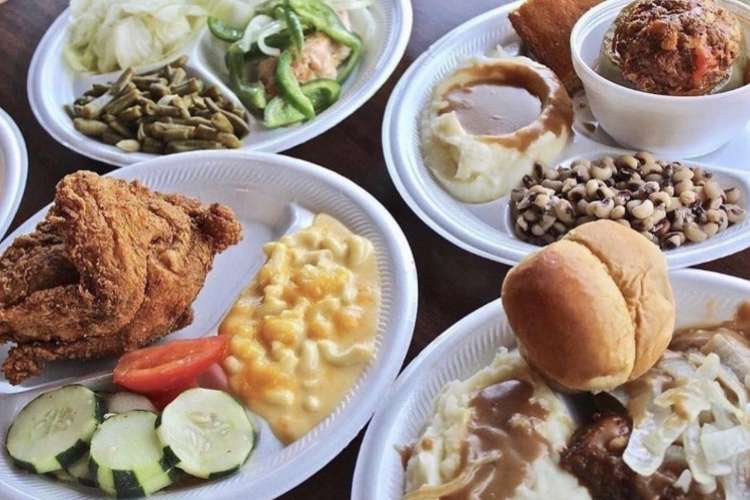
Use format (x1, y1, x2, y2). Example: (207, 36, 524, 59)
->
(383, 0, 750, 268)
(28, 1, 412, 167)
(0, 151, 418, 500)
(0, 108, 27, 240)
(352, 268, 750, 499)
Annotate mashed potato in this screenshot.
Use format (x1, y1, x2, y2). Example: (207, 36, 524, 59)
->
(403, 348, 589, 499)
(421, 57, 572, 203)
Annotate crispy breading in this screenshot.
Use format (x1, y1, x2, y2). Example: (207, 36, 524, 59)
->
(0, 171, 242, 384)
(509, 0, 602, 94)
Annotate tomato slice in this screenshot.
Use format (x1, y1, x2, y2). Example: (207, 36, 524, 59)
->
(114, 336, 229, 393)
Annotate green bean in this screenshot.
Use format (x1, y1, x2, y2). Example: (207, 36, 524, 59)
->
(276, 49, 315, 119)
(208, 17, 244, 43)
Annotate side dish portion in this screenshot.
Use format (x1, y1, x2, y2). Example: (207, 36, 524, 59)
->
(220, 214, 380, 443)
(421, 56, 572, 203)
(511, 153, 746, 249)
(402, 349, 590, 499)
(0, 171, 242, 384)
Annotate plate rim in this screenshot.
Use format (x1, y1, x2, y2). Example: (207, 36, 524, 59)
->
(351, 267, 750, 500)
(0, 108, 28, 241)
(0, 150, 419, 500)
(27, 1, 413, 167)
(381, 0, 750, 269)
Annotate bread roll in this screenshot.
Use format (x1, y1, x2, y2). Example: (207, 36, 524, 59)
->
(501, 220, 675, 392)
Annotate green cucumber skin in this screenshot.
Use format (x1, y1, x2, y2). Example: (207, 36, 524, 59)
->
(55, 439, 89, 470)
(6, 384, 103, 474)
(113, 470, 145, 499)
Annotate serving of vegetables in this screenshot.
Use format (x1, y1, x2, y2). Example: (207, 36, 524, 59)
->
(5, 337, 255, 498)
(209, 0, 367, 128)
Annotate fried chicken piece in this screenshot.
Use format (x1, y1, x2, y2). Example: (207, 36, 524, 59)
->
(509, 0, 602, 94)
(0, 171, 242, 384)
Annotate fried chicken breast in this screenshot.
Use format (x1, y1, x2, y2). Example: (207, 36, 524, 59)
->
(0, 171, 242, 384)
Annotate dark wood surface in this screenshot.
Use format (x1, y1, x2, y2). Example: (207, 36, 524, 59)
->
(1, 0, 749, 499)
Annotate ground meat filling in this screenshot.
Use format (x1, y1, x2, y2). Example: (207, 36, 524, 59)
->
(612, 0, 742, 95)
(561, 413, 722, 500)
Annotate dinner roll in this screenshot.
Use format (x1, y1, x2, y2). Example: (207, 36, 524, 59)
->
(501, 220, 675, 392)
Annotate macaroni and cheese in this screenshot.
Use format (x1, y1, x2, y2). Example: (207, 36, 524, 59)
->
(220, 214, 380, 443)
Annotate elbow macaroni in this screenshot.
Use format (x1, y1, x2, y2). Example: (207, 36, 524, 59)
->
(219, 214, 380, 444)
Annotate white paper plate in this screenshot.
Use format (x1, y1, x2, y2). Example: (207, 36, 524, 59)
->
(352, 268, 750, 500)
(28, 1, 412, 167)
(0, 108, 27, 240)
(383, 0, 750, 268)
(0, 151, 418, 500)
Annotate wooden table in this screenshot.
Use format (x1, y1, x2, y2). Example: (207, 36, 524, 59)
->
(2, 0, 750, 498)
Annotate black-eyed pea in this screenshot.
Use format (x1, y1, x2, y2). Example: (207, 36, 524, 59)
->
(669, 197, 682, 211)
(591, 199, 615, 218)
(596, 186, 615, 200)
(553, 199, 576, 224)
(617, 154, 639, 170)
(616, 218, 631, 228)
(692, 167, 707, 182)
(542, 179, 563, 192)
(726, 204, 747, 223)
(574, 163, 591, 181)
(645, 173, 663, 183)
(522, 209, 539, 222)
(614, 192, 631, 206)
(516, 216, 529, 232)
(649, 191, 671, 210)
(628, 199, 654, 219)
(702, 222, 719, 237)
(543, 168, 560, 180)
(684, 223, 707, 242)
(510, 187, 527, 202)
(531, 223, 546, 236)
(591, 163, 613, 180)
(610, 205, 626, 220)
(652, 208, 667, 223)
(576, 199, 589, 215)
(561, 178, 578, 193)
(663, 185, 675, 196)
(662, 232, 685, 249)
(725, 187, 741, 204)
(675, 179, 694, 195)
(706, 209, 723, 223)
(679, 189, 697, 206)
(532, 163, 545, 179)
(654, 218, 671, 236)
(529, 185, 553, 195)
(673, 166, 694, 183)
(635, 151, 656, 165)
(550, 221, 567, 236)
(707, 197, 723, 210)
(533, 193, 551, 209)
(585, 179, 602, 198)
(640, 231, 658, 244)
(568, 185, 587, 203)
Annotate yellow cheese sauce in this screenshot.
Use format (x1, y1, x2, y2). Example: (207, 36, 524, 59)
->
(219, 214, 380, 443)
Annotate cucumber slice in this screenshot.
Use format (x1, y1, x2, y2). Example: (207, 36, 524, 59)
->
(67, 452, 97, 488)
(105, 392, 157, 414)
(5, 385, 103, 474)
(156, 388, 256, 479)
(90, 411, 177, 497)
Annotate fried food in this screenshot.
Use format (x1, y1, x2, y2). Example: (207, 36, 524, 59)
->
(509, 0, 602, 94)
(0, 171, 242, 384)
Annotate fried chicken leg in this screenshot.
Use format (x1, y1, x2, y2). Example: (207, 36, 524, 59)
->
(0, 171, 242, 384)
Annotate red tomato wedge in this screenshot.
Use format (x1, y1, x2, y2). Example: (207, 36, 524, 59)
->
(114, 336, 229, 393)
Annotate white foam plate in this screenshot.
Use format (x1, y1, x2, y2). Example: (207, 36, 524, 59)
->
(28, 1, 412, 167)
(383, 0, 750, 268)
(0, 151, 418, 500)
(352, 268, 750, 499)
(0, 108, 27, 240)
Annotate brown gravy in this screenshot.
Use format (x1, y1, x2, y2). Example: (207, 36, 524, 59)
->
(437, 60, 573, 152)
(442, 83, 542, 136)
(443, 379, 548, 500)
(670, 301, 750, 352)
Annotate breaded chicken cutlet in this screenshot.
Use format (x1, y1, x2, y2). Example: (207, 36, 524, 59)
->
(510, 0, 602, 94)
(0, 171, 242, 384)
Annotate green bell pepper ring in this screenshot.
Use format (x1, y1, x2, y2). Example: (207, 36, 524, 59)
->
(284, 4, 305, 54)
(276, 49, 316, 119)
(208, 17, 244, 43)
(226, 43, 268, 111)
(264, 96, 306, 128)
(287, 0, 363, 81)
(301, 79, 341, 113)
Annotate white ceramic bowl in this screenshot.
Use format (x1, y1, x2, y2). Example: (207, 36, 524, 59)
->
(571, 0, 750, 158)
